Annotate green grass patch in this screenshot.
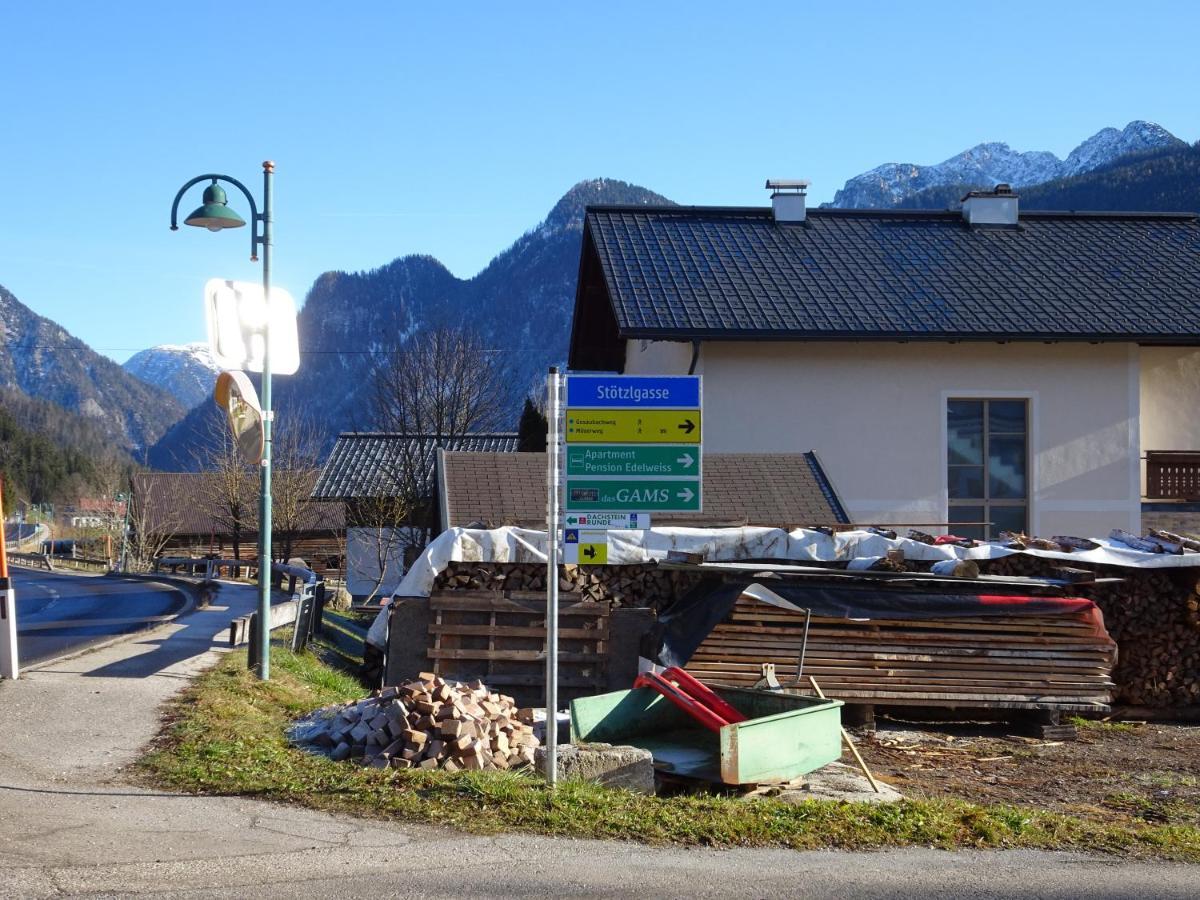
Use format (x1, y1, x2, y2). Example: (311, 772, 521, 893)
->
(1067, 715, 1141, 733)
(139, 646, 1200, 860)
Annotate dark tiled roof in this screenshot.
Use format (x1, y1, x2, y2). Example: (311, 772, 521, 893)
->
(132, 472, 343, 537)
(313, 433, 520, 500)
(439, 450, 849, 530)
(573, 206, 1200, 356)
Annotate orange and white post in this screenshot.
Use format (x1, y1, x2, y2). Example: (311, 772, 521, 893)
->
(0, 477, 19, 679)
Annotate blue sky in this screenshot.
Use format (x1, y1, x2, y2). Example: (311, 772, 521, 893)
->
(1, 1, 1197, 363)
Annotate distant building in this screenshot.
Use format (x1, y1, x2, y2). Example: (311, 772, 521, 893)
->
(131, 472, 344, 575)
(312, 432, 520, 599)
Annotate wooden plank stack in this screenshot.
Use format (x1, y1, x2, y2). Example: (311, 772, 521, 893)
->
(428, 590, 608, 692)
(685, 596, 1118, 711)
(307, 674, 540, 771)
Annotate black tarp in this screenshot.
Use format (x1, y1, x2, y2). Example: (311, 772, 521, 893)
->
(643, 576, 1098, 669)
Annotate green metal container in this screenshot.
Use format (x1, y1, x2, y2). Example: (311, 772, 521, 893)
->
(570, 684, 843, 785)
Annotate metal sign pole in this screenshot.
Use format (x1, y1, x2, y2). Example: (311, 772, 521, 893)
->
(545, 366, 561, 786)
(1, 477, 19, 680)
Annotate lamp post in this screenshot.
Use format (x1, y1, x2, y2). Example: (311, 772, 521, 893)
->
(170, 161, 275, 680)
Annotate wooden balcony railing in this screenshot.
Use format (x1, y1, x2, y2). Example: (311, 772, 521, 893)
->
(1145, 451, 1200, 500)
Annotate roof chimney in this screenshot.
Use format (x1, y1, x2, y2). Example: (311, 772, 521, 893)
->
(961, 183, 1019, 226)
(766, 179, 809, 223)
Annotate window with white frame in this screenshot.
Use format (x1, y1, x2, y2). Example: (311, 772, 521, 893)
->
(947, 399, 1028, 540)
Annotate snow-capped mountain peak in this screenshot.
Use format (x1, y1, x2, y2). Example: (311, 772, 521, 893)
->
(123, 342, 220, 409)
(829, 120, 1184, 208)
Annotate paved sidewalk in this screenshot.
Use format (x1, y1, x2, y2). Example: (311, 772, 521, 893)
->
(0, 581, 1196, 898)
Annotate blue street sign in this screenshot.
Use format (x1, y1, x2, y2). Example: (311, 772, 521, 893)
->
(566, 375, 700, 409)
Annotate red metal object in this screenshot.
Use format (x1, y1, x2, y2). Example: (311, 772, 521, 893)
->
(634, 671, 730, 732)
(660, 666, 747, 723)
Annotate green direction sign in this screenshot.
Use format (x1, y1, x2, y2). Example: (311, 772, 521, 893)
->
(566, 445, 700, 477)
(565, 479, 701, 511)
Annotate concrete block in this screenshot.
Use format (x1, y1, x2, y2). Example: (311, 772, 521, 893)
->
(535, 742, 654, 794)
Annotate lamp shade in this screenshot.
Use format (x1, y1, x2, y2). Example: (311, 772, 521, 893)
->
(184, 182, 246, 231)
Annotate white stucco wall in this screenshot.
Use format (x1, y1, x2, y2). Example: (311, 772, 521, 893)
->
(625, 340, 1141, 536)
(346, 526, 422, 599)
(1140, 346, 1200, 461)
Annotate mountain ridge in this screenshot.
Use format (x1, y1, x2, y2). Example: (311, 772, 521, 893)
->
(0, 282, 184, 452)
(828, 121, 1184, 208)
(146, 178, 673, 469)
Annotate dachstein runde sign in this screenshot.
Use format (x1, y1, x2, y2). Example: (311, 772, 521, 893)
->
(562, 375, 702, 519)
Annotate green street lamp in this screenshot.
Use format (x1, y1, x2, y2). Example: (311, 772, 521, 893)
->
(170, 161, 276, 680)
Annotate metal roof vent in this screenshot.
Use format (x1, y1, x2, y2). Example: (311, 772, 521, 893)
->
(766, 179, 809, 223)
(961, 183, 1019, 226)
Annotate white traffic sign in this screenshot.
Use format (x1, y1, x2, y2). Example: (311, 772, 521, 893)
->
(563, 512, 650, 530)
(205, 278, 300, 375)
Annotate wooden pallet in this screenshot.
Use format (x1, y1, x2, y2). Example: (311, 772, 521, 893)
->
(685, 595, 1117, 711)
(427, 590, 609, 691)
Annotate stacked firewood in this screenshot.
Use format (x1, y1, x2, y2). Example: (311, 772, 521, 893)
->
(983, 557, 1200, 707)
(433, 562, 700, 608)
(308, 674, 540, 771)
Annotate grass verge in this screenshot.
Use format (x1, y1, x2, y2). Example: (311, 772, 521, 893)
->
(140, 645, 1200, 860)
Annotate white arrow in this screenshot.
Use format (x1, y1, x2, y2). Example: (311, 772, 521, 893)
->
(677, 487, 695, 502)
(676, 453, 695, 468)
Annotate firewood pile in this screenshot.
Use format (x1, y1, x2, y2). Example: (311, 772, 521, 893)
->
(982, 556, 1200, 707)
(434, 561, 701, 608)
(304, 673, 540, 771)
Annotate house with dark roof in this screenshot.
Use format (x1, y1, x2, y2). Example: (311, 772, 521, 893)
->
(436, 449, 849, 531)
(312, 432, 520, 598)
(131, 471, 344, 574)
(567, 184, 1200, 538)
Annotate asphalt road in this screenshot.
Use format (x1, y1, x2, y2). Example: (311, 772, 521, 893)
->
(9, 568, 187, 666)
(1, 581, 1196, 897)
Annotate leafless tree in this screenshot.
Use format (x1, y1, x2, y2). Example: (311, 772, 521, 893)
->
(370, 325, 513, 544)
(346, 494, 414, 606)
(127, 476, 181, 571)
(193, 414, 256, 561)
(270, 413, 326, 565)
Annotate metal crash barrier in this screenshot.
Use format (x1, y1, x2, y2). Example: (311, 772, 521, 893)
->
(223, 561, 326, 664)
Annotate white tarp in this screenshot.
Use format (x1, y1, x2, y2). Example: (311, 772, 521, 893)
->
(365, 525, 1200, 648)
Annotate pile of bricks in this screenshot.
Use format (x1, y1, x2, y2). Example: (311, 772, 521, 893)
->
(311, 673, 540, 771)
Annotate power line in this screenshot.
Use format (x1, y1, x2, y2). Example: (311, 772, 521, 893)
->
(9, 345, 557, 355)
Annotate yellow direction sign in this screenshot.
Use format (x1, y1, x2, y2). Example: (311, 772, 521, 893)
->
(563, 528, 609, 565)
(565, 409, 700, 444)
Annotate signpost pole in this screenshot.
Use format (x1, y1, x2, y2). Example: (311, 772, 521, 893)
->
(545, 366, 561, 786)
(0, 477, 20, 680)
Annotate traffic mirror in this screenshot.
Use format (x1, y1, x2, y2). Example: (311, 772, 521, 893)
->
(214, 370, 265, 465)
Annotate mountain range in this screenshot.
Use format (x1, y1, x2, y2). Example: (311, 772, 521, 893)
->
(0, 283, 183, 453)
(144, 179, 671, 468)
(6, 120, 1198, 478)
(827, 121, 1184, 209)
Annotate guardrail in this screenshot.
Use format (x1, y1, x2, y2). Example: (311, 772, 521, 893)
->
(52, 555, 110, 573)
(176, 558, 326, 663)
(7, 552, 109, 573)
(153, 555, 326, 663)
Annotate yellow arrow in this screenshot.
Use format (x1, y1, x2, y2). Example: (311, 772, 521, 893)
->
(564, 409, 701, 444)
